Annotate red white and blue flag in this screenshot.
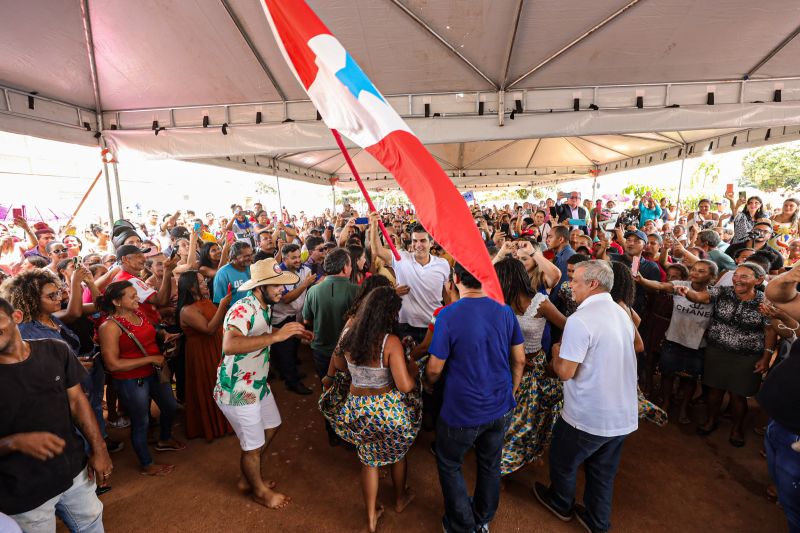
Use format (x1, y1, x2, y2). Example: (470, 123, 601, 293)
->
(261, 0, 502, 302)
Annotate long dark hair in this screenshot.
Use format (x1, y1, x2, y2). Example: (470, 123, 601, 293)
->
(95, 281, 133, 315)
(199, 241, 220, 268)
(610, 261, 634, 307)
(347, 244, 367, 283)
(344, 274, 392, 320)
(495, 257, 535, 314)
(339, 286, 402, 365)
(176, 271, 202, 317)
(744, 195, 766, 221)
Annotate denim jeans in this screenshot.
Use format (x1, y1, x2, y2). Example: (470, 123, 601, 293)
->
(114, 374, 177, 468)
(88, 356, 107, 439)
(765, 419, 800, 533)
(548, 416, 628, 531)
(435, 411, 512, 533)
(10, 468, 104, 533)
(398, 323, 428, 345)
(272, 317, 301, 386)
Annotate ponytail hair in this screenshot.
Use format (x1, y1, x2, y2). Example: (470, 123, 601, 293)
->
(95, 280, 133, 315)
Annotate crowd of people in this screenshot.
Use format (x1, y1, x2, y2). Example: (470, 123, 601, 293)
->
(0, 187, 799, 533)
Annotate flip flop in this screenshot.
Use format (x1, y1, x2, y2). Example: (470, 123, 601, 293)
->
(155, 440, 186, 452)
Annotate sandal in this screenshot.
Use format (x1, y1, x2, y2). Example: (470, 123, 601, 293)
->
(729, 434, 746, 448)
(155, 440, 186, 452)
(696, 422, 719, 436)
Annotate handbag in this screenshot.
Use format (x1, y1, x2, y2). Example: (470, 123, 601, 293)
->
(110, 317, 171, 384)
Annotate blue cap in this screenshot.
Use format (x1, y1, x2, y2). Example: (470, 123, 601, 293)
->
(624, 230, 648, 242)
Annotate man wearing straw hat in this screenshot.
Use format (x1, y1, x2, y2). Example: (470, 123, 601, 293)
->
(214, 258, 312, 510)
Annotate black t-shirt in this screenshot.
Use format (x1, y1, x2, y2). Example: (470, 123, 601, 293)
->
(757, 342, 800, 434)
(724, 241, 784, 272)
(0, 339, 88, 515)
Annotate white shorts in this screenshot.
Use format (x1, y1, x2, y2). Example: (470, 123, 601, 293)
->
(217, 392, 282, 451)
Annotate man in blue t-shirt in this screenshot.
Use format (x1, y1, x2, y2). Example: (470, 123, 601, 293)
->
(213, 242, 253, 305)
(425, 263, 525, 533)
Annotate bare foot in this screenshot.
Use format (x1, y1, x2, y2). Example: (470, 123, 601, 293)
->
(237, 478, 277, 493)
(252, 490, 291, 510)
(140, 463, 175, 476)
(395, 488, 415, 513)
(368, 504, 384, 532)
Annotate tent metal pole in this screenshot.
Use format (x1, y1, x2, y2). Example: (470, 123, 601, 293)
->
(111, 161, 123, 217)
(745, 24, 800, 79)
(675, 145, 688, 212)
(79, 0, 114, 223)
(276, 175, 284, 211)
(220, 0, 287, 100)
(388, 0, 497, 89)
(508, 0, 644, 88)
(500, 0, 525, 88)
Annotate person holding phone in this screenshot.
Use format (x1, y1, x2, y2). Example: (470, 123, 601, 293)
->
(637, 192, 663, 228)
(596, 229, 663, 316)
(555, 192, 588, 231)
(725, 190, 765, 244)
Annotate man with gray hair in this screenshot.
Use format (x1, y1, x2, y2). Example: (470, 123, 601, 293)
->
(534, 260, 638, 533)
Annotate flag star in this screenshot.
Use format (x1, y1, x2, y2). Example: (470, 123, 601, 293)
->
(335, 52, 384, 103)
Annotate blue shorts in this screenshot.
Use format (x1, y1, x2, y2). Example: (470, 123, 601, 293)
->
(659, 340, 704, 378)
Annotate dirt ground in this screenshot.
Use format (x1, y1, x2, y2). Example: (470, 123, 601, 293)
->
(69, 349, 786, 533)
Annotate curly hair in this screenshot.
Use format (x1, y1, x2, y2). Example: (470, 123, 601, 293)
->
(344, 274, 392, 320)
(339, 286, 402, 366)
(0, 268, 61, 322)
(610, 261, 635, 307)
(494, 257, 535, 314)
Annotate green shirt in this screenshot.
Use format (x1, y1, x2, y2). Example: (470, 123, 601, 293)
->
(302, 276, 359, 357)
(708, 248, 737, 273)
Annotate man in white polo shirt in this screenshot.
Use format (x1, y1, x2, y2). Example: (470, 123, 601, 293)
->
(534, 260, 637, 533)
(369, 212, 450, 343)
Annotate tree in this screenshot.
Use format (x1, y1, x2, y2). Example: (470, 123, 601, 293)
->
(514, 188, 530, 200)
(741, 145, 800, 192)
(255, 180, 277, 196)
(690, 160, 720, 189)
(622, 184, 667, 202)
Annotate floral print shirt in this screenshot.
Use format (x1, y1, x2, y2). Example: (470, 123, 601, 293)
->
(213, 294, 272, 406)
(705, 285, 768, 356)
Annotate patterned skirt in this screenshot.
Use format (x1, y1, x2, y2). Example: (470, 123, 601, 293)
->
(501, 350, 563, 476)
(638, 386, 668, 427)
(319, 370, 422, 467)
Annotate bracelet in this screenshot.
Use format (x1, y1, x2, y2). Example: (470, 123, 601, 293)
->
(764, 348, 775, 353)
(776, 321, 800, 333)
(323, 374, 335, 380)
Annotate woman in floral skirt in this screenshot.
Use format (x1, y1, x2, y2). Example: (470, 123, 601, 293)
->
(494, 257, 566, 475)
(323, 286, 421, 533)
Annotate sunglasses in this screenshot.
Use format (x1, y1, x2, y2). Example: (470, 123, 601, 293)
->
(51, 248, 67, 254)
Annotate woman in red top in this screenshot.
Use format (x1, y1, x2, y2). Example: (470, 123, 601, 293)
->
(97, 281, 184, 476)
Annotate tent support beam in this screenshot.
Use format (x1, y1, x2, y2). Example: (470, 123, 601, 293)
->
(387, 0, 498, 89)
(500, 0, 525, 88)
(508, 0, 644, 89)
(221, 0, 287, 101)
(563, 138, 597, 165)
(745, 23, 800, 80)
(464, 140, 519, 169)
(79, 0, 115, 223)
(576, 136, 632, 158)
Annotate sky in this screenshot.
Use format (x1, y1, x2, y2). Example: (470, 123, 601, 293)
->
(0, 130, 789, 227)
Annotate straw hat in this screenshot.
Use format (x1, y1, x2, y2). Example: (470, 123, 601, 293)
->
(238, 258, 299, 292)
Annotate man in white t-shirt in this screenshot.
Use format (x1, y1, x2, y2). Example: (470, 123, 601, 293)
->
(369, 212, 450, 343)
(534, 260, 637, 533)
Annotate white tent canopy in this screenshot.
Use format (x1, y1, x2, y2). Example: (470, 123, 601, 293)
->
(2, 0, 800, 196)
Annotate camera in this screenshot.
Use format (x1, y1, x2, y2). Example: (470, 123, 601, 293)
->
(616, 208, 640, 228)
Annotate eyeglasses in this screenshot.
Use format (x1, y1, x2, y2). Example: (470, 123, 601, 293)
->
(43, 290, 63, 301)
(51, 248, 67, 254)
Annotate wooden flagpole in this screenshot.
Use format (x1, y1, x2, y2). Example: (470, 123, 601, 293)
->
(331, 129, 401, 260)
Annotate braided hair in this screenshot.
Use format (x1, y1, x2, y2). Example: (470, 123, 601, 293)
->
(0, 268, 61, 322)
